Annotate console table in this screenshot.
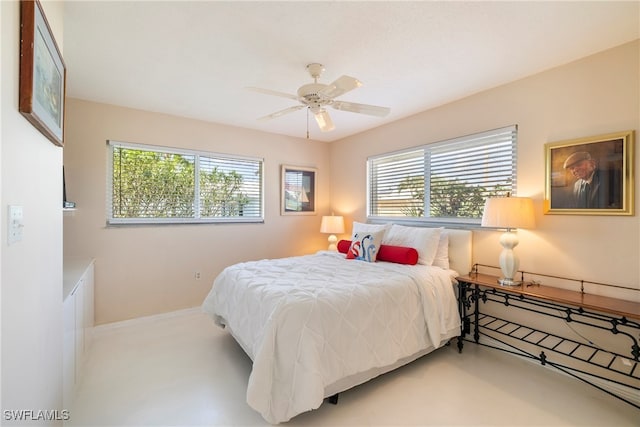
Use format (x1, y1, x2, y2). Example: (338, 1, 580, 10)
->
(456, 265, 639, 409)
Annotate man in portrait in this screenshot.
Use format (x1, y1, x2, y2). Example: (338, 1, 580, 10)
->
(560, 151, 621, 209)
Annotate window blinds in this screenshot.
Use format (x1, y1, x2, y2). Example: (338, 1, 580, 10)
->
(107, 141, 264, 224)
(368, 125, 517, 222)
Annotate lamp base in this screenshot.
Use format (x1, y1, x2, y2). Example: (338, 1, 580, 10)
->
(327, 234, 338, 251)
(498, 231, 521, 287)
(497, 277, 523, 287)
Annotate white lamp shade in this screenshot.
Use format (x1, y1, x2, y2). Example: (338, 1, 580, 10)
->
(320, 215, 345, 234)
(481, 197, 535, 230)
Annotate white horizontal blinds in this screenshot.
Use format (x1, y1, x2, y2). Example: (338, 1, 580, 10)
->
(369, 149, 425, 217)
(107, 140, 264, 224)
(198, 155, 262, 218)
(367, 125, 517, 222)
(111, 145, 196, 219)
(429, 125, 516, 218)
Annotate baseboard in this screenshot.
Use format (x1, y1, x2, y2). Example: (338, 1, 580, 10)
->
(479, 335, 640, 408)
(93, 306, 203, 335)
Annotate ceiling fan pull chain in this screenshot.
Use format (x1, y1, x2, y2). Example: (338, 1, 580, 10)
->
(306, 107, 310, 139)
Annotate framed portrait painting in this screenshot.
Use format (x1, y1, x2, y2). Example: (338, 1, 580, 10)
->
(281, 165, 316, 215)
(19, 0, 66, 147)
(544, 130, 634, 215)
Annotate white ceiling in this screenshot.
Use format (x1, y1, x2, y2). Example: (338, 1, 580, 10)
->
(63, 1, 639, 142)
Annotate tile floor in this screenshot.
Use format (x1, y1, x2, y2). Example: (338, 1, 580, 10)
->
(68, 309, 639, 426)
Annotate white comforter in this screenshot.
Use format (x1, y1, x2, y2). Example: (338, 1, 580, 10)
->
(202, 251, 460, 424)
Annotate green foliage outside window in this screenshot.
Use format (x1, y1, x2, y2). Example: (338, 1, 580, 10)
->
(397, 175, 510, 218)
(199, 168, 249, 217)
(112, 148, 250, 219)
(112, 149, 195, 218)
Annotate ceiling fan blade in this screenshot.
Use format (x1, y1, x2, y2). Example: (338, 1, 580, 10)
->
(331, 100, 390, 117)
(313, 109, 335, 132)
(246, 87, 298, 101)
(318, 75, 362, 99)
(258, 105, 304, 121)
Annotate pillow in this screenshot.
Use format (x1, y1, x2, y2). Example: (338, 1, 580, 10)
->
(432, 231, 450, 270)
(351, 221, 391, 238)
(337, 240, 419, 265)
(377, 244, 419, 265)
(382, 225, 442, 266)
(337, 239, 352, 254)
(346, 230, 385, 262)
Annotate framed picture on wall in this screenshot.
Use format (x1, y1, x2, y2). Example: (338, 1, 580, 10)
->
(19, 0, 66, 147)
(281, 165, 316, 215)
(544, 130, 634, 215)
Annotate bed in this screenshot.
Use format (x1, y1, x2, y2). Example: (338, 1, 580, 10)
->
(202, 224, 472, 424)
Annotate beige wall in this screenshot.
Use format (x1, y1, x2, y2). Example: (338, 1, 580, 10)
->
(64, 41, 639, 327)
(63, 100, 332, 324)
(331, 40, 640, 301)
(1, 0, 65, 419)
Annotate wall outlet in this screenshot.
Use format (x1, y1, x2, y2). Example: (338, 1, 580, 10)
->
(194, 271, 201, 280)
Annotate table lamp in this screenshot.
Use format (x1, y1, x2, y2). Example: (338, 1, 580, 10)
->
(481, 196, 535, 286)
(320, 215, 345, 251)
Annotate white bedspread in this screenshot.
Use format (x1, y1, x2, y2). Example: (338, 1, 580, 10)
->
(202, 251, 460, 424)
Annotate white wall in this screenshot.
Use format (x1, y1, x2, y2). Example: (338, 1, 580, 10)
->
(1, 0, 65, 422)
(63, 100, 332, 324)
(331, 41, 640, 300)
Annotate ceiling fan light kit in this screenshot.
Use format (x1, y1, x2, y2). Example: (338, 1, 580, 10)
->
(248, 63, 390, 134)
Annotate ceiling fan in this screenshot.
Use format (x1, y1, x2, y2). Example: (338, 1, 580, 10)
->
(247, 63, 390, 133)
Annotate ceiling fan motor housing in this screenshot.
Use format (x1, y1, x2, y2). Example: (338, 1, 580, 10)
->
(297, 83, 331, 109)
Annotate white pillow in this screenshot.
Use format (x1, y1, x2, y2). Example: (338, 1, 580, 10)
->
(432, 231, 449, 270)
(351, 221, 391, 238)
(382, 225, 442, 266)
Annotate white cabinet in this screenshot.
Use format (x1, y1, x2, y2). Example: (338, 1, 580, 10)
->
(63, 258, 95, 409)
(83, 264, 94, 351)
(62, 292, 75, 408)
(73, 281, 85, 383)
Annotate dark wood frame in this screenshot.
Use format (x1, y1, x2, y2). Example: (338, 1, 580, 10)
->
(281, 165, 317, 215)
(19, 0, 66, 147)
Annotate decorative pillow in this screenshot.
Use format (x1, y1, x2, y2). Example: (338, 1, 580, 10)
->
(382, 225, 443, 266)
(338, 240, 418, 265)
(377, 244, 419, 265)
(337, 239, 352, 254)
(432, 231, 450, 269)
(346, 230, 385, 262)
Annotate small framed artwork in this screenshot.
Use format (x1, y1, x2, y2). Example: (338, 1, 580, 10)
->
(19, 0, 66, 147)
(544, 130, 634, 215)
(281, 165, 316, 215)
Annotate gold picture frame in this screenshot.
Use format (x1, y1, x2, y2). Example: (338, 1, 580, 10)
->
(19, 0, 66, 147)
(544, 130, 634, 215)
(281, 165, 316, 215)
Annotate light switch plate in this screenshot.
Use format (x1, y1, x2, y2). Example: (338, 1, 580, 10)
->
(8, 205, 24, 245)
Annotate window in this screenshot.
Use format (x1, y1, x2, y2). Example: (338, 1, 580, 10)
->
(367, 125, 517, 225)
(107, 141, 263, 224)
